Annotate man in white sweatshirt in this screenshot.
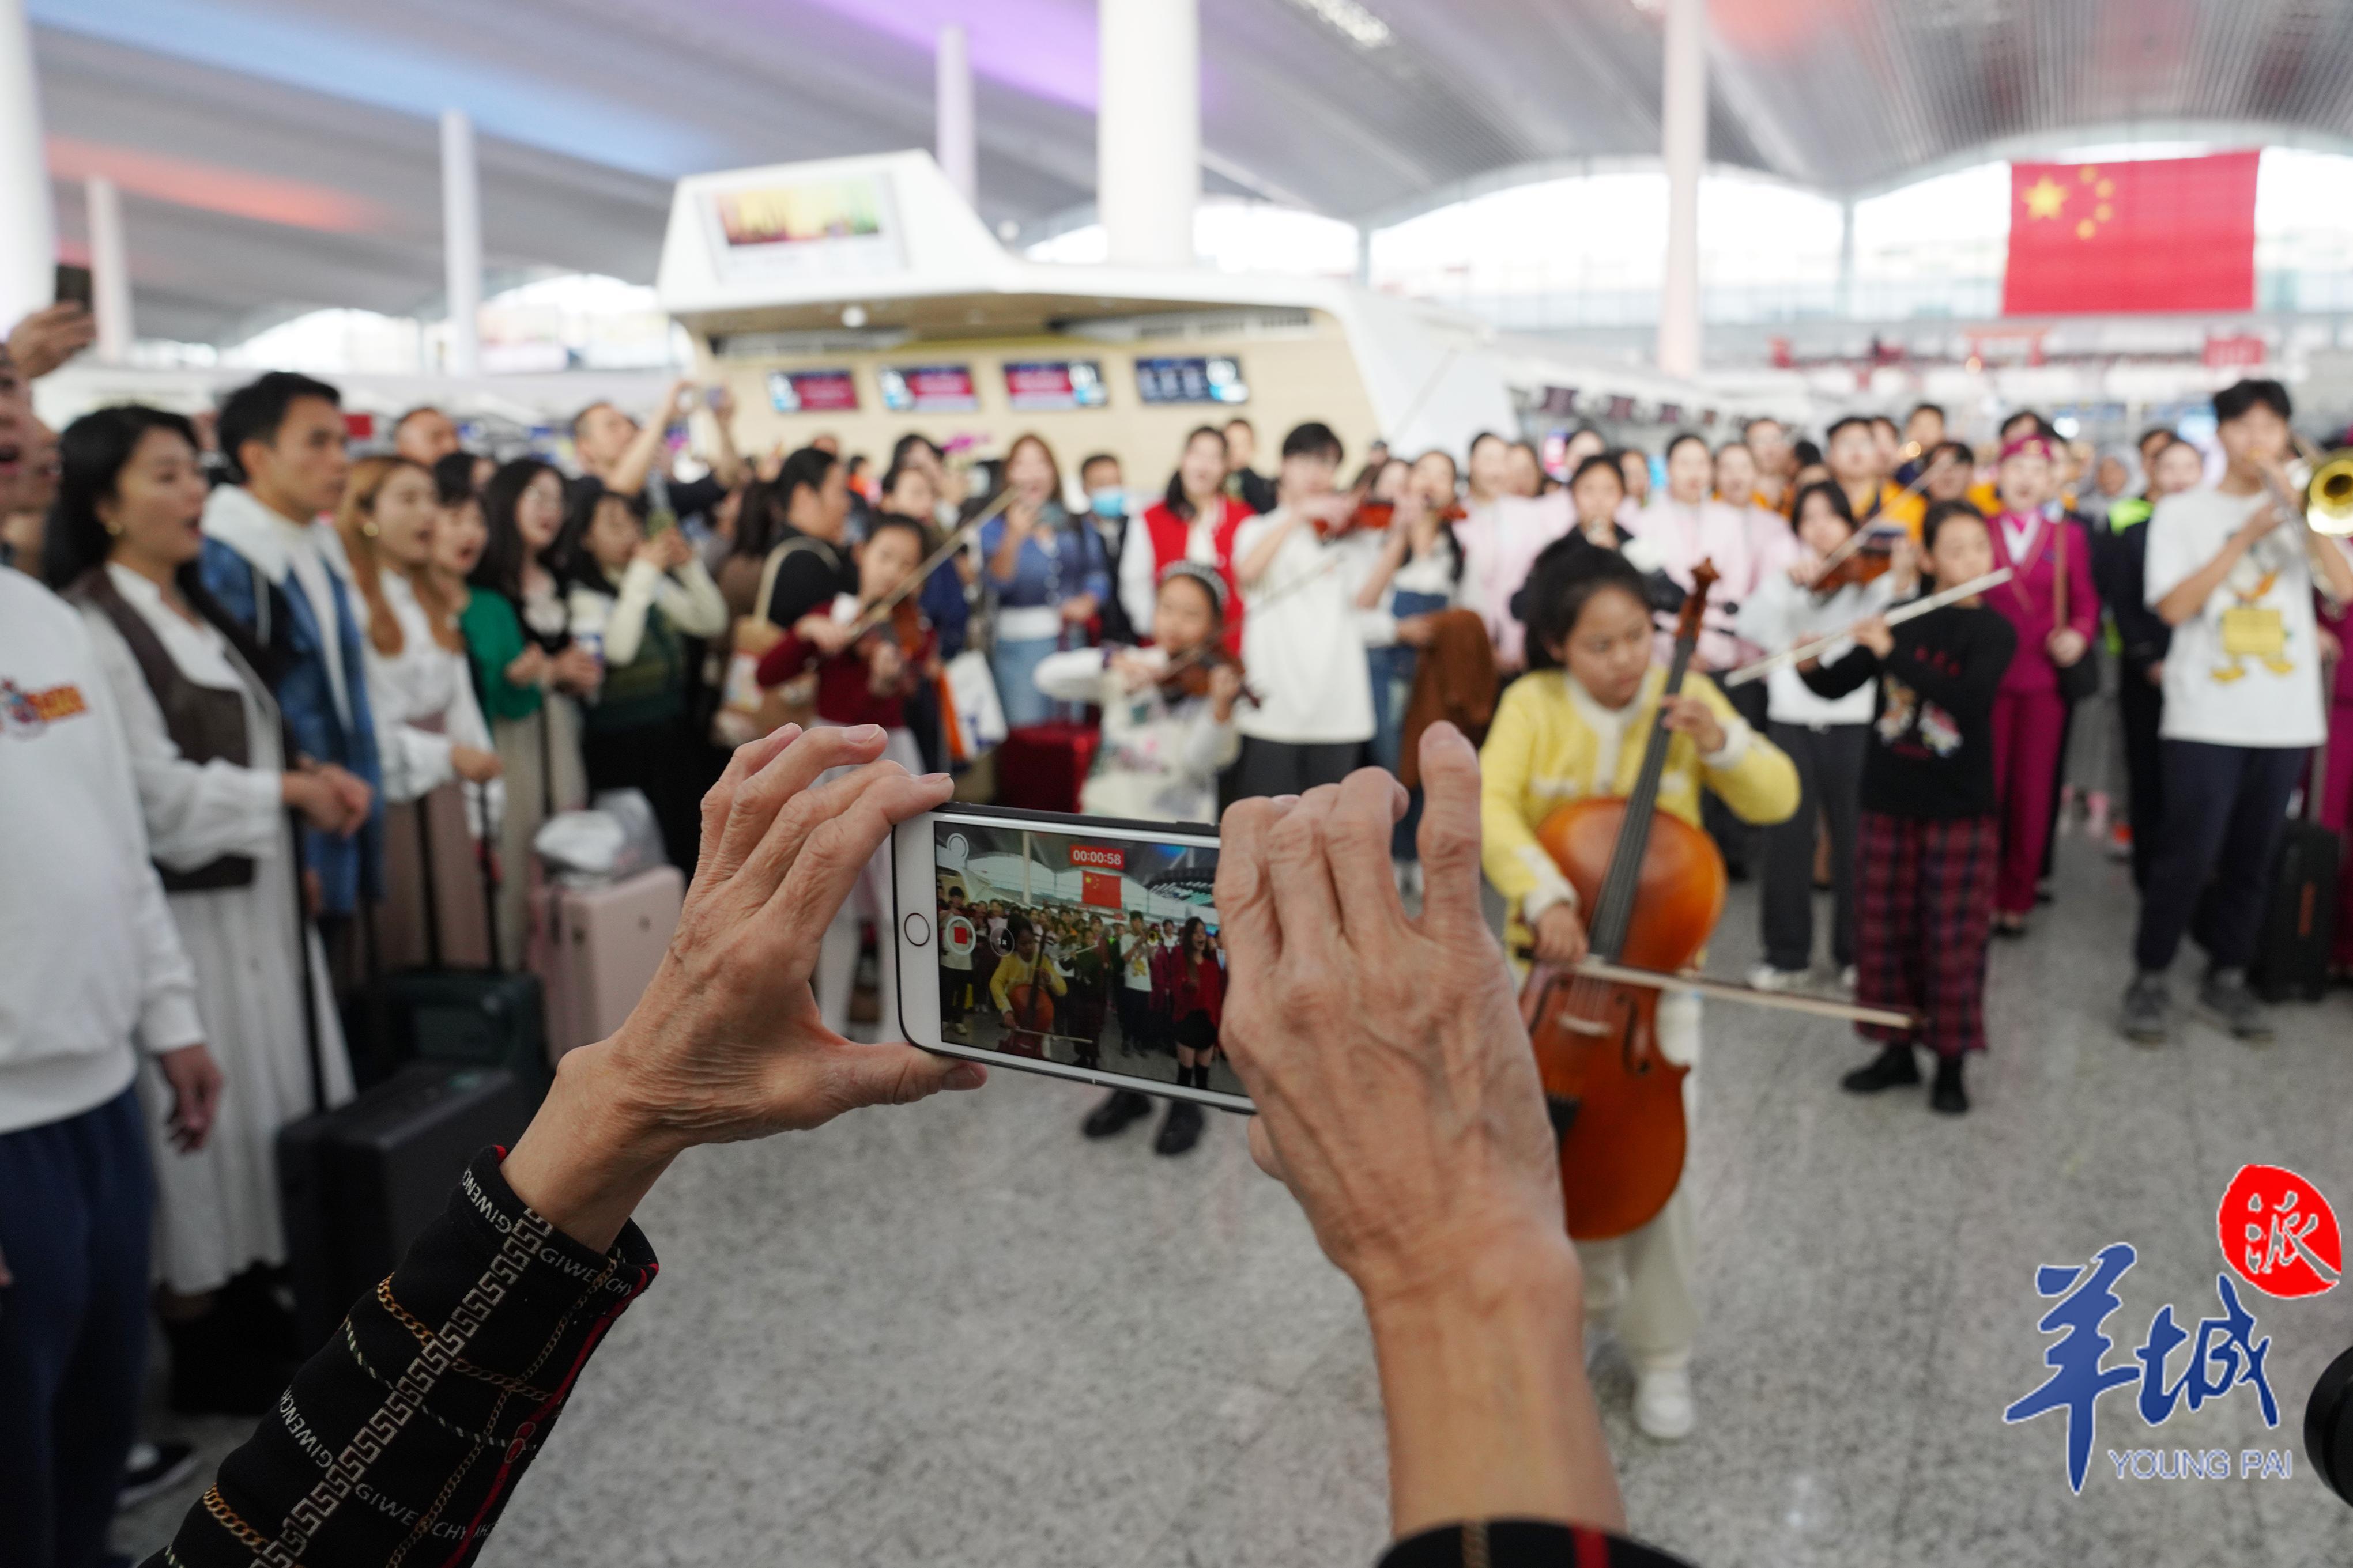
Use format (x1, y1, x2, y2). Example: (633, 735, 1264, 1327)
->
(1, 557, 223, 1564)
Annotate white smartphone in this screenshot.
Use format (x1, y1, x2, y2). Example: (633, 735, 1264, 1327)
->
(892, 804, 1251, 1113)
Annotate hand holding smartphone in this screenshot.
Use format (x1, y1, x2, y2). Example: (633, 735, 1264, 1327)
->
(893, 805, 1247, 1112)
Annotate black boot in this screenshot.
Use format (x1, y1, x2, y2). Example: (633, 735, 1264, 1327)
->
(1929, 1055, 1969, 1116)
(1841, 1043, 1921, 1095)
(1081, 1089, 1154, 1139)
(1153, 1099, 1205, 1156)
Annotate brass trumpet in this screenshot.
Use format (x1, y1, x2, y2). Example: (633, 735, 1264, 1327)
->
(2269, 434, 2353, 610)
(2302, 445, 2353, 538)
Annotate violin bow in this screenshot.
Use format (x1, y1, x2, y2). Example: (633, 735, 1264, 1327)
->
(844, 484, 1019, 641)
(1515, 951, 1918, 1029)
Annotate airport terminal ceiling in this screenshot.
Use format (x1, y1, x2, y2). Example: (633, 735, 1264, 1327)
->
(36, 0, 2353, 342)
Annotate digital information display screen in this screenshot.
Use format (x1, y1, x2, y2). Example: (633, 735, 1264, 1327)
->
(765, 369, 859, 414)
(877, 364, 979, 413)
(1003, 360, 1108, 411)
(1133, 354, 1248, 405)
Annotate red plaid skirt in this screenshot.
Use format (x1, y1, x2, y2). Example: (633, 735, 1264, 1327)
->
(1854, 811, 1999, 1059)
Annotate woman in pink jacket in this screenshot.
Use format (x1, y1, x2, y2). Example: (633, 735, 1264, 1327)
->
(1982, 434, 2099, 934)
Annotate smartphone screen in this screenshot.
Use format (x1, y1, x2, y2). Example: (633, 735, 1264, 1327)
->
(54, 262, 93, 311)
(892, 805, 1249, 1111)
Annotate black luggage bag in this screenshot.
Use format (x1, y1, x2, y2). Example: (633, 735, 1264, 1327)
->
(275, 1061, 536, 1352)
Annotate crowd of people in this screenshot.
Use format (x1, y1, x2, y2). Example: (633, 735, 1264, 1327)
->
(936, 890, 1233, 1152)
(5, 297, 2352, 1565)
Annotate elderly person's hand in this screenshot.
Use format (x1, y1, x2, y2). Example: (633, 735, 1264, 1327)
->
(1214, 723, 1622, 1539)
(500, 724, 985, 1250)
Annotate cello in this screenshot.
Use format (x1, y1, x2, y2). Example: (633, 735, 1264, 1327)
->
(1521, 560, 1725, 1241)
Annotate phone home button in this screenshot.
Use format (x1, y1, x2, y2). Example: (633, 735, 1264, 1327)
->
(902, 913, 932, 948)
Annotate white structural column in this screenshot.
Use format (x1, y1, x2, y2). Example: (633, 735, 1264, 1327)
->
(936, 24, 976, 207)
(85, 175, 132, 360)
(1655, 0, 1705, 379)
(1836, 198, 1856, 318)
(1097, 0, 1197, 269)
(0, 0, 54, 330)
(440, 108, 482, 377)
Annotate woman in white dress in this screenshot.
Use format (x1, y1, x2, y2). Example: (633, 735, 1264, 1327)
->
(46, 405, 366, 1413)
(331, 455, 503, 971)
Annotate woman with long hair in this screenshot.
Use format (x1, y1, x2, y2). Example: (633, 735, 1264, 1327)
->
(1733, 480, 1909, 992)
(460, 458, 600, 964)
(980, 432, 1110, 727)
(333, 455, 502, 971)
(1118, 425, 1251, 646)
(1157, 915, 1227, 1155)
(556, 481, 728, 868)
(45, 404, 364, 1413)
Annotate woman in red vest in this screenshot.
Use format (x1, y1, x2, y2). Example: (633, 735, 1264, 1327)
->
(1117, 425, 1254, 650)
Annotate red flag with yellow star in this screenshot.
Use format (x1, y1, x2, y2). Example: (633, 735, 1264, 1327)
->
(2002, 152, 2258, 315)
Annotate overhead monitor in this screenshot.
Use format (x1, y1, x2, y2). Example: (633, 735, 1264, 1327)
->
(700, 173, 904, 283)
(1134, 354, 1248, 406)
(877, 364, 979, 414)
(1004, 360, 1108, 411)
(766, 369, 859, 414)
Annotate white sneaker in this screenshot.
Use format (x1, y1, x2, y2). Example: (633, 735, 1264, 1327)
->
(1634, 1367, 1695, 1441)
(1745, 962, 1802, 993)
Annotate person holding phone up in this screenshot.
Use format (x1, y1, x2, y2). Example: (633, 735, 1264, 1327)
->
(146, 721, 1681, 1568)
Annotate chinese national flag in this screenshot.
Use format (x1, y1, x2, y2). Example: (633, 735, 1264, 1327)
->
(1081, 871, 1123, 910)
(2002, 152, 2258, 316)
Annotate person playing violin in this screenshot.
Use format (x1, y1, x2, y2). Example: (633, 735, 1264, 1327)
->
(752, 513, 939, 1038)
(1733, 481, 1915, 994)
(1228, 422, 1378, 798)
(1034, 561, 1245, 829)
(1479, 548, 1798, 1444)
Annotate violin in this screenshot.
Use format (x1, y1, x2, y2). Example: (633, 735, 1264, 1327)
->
(1808, 524, 1903, 596)
(1152, 641, 1262, 709)
(1310, 496, 1469, 540)
(1520, 560, 1725, 1241)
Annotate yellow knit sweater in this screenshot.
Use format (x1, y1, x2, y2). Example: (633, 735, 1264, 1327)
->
(1479, 666, 1800, 949)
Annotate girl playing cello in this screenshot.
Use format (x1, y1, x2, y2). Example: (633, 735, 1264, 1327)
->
(1479, 549, 1798, 1443)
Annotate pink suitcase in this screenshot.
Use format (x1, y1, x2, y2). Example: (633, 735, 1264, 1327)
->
(534, 865, 685, 1064)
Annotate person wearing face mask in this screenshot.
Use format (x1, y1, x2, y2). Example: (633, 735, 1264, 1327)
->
(333, 456, 503, 973)
(1077, 451, 1140, 647)
(462, 459, 602, 966)
(47, 405, 361, 1416)
(198, 372, 383, 983)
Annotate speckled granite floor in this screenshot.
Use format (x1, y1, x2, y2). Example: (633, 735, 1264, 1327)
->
(117, 836, 2353, 1567)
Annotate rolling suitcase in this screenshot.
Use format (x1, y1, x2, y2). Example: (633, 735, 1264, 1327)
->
(2250, 742, 2340, 1003)
(276, 1061, 537, 1352)
(535, 864, 685, 1064)
(993, 721, 1102, 814)
(384, 786, 549, 1092)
